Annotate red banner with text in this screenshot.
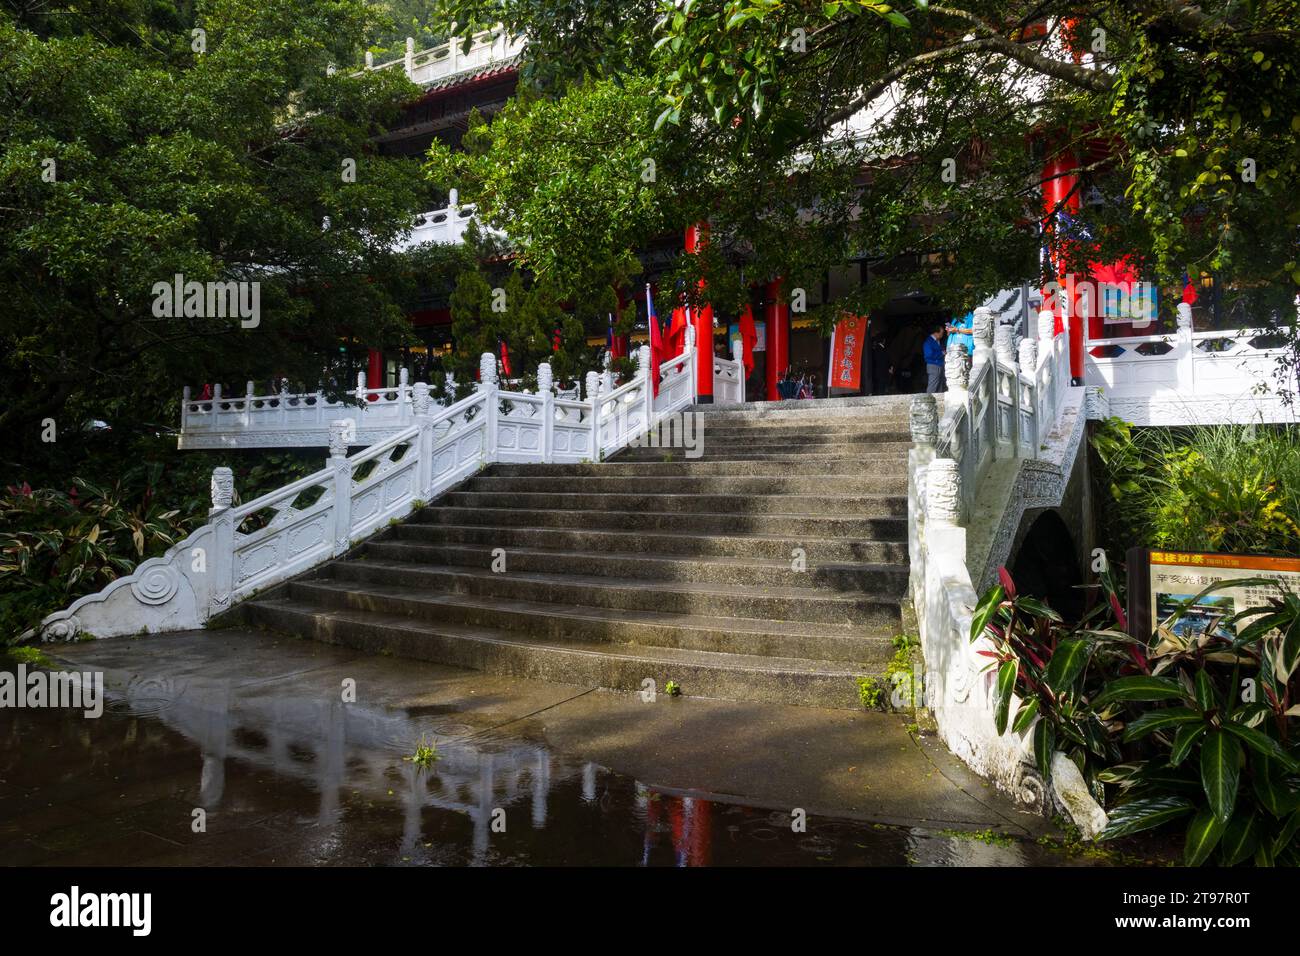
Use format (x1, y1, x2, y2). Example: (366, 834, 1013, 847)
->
(829, 314, 868, 391)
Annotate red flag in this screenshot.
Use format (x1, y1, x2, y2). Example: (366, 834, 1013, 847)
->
(668, 304, 688, 357)
(499, 339, 512, 377)
(647, 285, 663, 397)
(607, 314, 628, 359)
(739, 304, 757, 376)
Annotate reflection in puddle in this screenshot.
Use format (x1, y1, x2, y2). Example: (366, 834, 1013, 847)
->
(0, 661, 1074, 866)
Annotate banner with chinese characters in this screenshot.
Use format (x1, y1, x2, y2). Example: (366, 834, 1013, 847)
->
(829, 314, 867, 391)
(1126, 548, 1300, 641)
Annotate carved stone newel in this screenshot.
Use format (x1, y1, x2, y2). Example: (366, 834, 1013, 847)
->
(210, 467, 234, 513)
(412, 382, 431, 416)
(328, 420, 350, 459)
(994, 323, 1017, 369)
(972, 307, 994, 357)
(1018, 336, 1038, 371)
(945, 342, 970, 392)
(909, 394, 938, 447)
(478, 352, 498, 389)
(1037, 309, 1056, 343)
(925, 458, 962, 526)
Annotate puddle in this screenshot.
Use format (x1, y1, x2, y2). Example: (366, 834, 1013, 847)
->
(0, 657, 1086, 866)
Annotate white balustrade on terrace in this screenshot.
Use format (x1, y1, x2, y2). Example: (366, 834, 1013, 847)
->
(39, 329, 699, 642)
(1083, 303, 1295, 425)
(907, 307, 1092, 817)
(179, 363, 622, 450)
(363, 30, 525, 87)
(712, 340, 745, 406)
(392, 191, 506, 251)
(179, 371, 422, 449)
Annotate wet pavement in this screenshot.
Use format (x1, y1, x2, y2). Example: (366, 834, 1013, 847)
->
(0, 629, 1095, 866)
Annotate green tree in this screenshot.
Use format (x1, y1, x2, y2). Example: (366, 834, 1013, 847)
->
(0, 0, 434, 472)
(363, 0, 450, 65)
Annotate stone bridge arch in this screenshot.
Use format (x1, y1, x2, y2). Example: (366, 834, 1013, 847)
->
(1008, 509, 1085, 621)
(969, 404, 1096, 623)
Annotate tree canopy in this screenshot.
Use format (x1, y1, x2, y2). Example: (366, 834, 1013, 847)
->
(0, 0, 434, 471)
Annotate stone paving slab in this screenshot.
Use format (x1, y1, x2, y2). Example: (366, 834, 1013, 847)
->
(47, 628, 1046, 838)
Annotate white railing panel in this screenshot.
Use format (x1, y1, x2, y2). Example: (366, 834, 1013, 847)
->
(713, 348, 744, 406)
(229, 472, 340, 599)
(495, 391, 548, 463)
(551, 400, 593, 463)
(657, 343, 696, 414)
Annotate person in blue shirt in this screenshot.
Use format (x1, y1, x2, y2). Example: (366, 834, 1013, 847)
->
(923, 323, 946, 392)
(946, 311, 974, 359)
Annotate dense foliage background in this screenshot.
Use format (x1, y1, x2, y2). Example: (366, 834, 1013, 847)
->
(0, 0, 436, 474)
(1091, 420, 1300, 558)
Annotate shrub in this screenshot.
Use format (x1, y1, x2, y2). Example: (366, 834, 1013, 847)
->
(0, 445, 317, 644)
(1091, 419, 1300, 556)
(971, 566, 1131, 794)
(973, 566, 1300, 866)
(0, 478, 189, 642)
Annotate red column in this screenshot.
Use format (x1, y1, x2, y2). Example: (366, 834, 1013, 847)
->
(366, 348, 383, 400)
(764, 279, 789, 401)
(685, 223, 714, 402)
(1041, 153, 1084, 382)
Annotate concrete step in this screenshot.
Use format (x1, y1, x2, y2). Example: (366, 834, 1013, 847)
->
(277, 579, 895, 662)
(242, 599, 874, 708)
(611, 450, 912, 464)
(439, 490, 908, 517)
(390, 522, 910, 563)
(410, 505, 909, 539)
(326, 560, 903, 627)
(695, 416, 910, 432)
(693, 395, 913, 420)
(464, 473, 907, 496)
(692, 428, 912, 446)
(235, 400, 919, 710)
(360, 539, 910, 593)
(615, 440, 914, 461)
(491, 457, 907, 477)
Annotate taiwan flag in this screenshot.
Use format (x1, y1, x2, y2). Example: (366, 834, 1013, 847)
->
(646, 285, 663, 397)
(1181, 270, 1198, 305)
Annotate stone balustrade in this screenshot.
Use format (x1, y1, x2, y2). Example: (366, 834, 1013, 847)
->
(41, 336, 698, 643)
(907, 309, 1091, 819)
(1083, 302, 1296, 425)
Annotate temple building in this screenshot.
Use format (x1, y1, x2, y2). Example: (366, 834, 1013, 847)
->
(308, 27, 1278, 407)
